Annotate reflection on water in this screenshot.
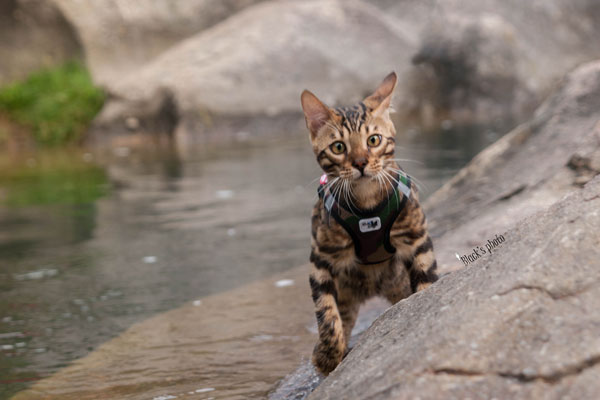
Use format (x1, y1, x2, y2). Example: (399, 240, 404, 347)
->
(0, 152, 107, 208)
(0, 125, 504, 399)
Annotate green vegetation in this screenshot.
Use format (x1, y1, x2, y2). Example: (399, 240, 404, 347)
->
(0, 151, 108, 207)
(0, 355, 39, 400)
(0, 61, 104, 146)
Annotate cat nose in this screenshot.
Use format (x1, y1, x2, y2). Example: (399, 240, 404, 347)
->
(352, 157, 368, 172)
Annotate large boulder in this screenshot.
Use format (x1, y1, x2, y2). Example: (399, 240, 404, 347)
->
(86, 0, 600, 147)
(0, 0, 81, 85)
(371, 0, 600, 128)
(3, 0, 600, 143)
(86, 0, 415, 147)
(51, 0, 268, 88)
(426, 60, 600, 271)
(309, 175, 600, 399)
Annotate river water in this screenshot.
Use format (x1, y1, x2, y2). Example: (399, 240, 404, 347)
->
(0, 126, 502, 399)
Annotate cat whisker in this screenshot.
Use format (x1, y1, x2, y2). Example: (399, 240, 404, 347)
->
(336, 181, 348, 213)
(378, 174, 387, 197)
(333, 179, 344, 205)
(306, 174, 327, 188)
(378, 170, 396, 205)
(305, 172, 336, 188)
(381, 169, 394, 200)
(346, 181, 360, 214)
(329, 179, 341, 200)
(342, 180, 350, 213)
(374, 171, 386, 197)
(324, 176, 340, 192)
(373, 173, 382, 197)
(312, 176, 341, 202)
(385, 158, 424, 165)
(386, 167, 429, 193)
(343, 179, 359, 216)
(381, 168, 400, 184)
(324, 182, 339, 210)
(381, 169, 403, 208)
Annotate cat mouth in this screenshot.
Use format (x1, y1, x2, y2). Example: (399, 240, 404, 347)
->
(351, 169, 375, 180)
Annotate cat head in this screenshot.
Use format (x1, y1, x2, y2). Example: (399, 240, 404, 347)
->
(301, 72, 397, 182)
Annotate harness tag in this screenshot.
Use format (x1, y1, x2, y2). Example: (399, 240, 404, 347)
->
(359, 217, 382, 233)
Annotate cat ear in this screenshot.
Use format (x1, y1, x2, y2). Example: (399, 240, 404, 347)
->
(301, 90, 333, 138)
(363, 72, 397, 119)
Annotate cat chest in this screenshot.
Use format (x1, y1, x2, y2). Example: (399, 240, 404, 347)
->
(317, 173, 412, 265)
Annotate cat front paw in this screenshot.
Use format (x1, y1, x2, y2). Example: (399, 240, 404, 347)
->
(312, 341, 344, 375)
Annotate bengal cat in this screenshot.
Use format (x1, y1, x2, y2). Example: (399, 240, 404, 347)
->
(300, 72, 438, 375)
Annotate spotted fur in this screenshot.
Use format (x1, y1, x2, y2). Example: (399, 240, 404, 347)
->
(301, 72, 438, 375)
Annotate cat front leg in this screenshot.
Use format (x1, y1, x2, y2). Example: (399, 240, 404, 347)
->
(308, 256, 346, 375)
(336, 292, 359, 353)
(407, 235, 438, 292)
(390, 206, 439, 293)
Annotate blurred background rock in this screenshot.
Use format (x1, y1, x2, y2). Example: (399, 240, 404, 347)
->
(2, 0, 600, 149)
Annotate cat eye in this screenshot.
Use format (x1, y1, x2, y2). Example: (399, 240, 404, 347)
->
(367, 134, 382, 147)
(330, 141, 346, 154)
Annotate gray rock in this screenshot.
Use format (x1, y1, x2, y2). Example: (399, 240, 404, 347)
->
(308, 177, 600, 399)
(51, 0, 268, 88)
(4, 0, 600, 140)
(270, 297, 391, 400)
(0, 0, 81, 84)
(272, 60, 600, 400)
(426, 60, 600, 272)
(86, 0, 600, 145)
(87, 0, 414, 146)
(372, 0, 600, 129)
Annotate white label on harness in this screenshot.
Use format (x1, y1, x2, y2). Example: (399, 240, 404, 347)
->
(359, 217, 381, 233)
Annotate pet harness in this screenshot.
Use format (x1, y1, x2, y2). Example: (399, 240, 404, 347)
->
(317, 172, 412, 265)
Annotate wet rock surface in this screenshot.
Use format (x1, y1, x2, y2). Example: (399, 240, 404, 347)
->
(271, 61, 600, 399)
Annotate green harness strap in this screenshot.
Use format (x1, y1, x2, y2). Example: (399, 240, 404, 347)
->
(318, 173, 412, 265)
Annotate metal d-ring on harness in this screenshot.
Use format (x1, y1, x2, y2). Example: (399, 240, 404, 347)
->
(318, 172, 412, 265)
